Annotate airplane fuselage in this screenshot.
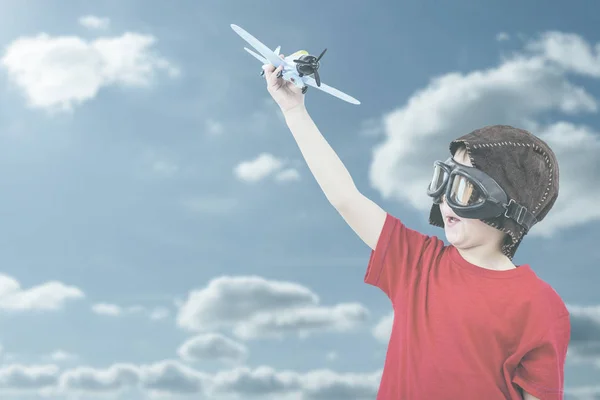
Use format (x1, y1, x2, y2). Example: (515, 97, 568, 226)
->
(280, 50, 314, 88)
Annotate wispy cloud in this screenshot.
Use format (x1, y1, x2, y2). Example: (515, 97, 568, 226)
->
(326, 351, 338, 362)
(496, 32, 510, 41)
(48, 350, 77, 363)
(274, 168, 301, 182)
(91, 303, 170, 321)
(91, 303, 122, 316)
(78, 15, 110, 30)
(206, 119, 224, 135)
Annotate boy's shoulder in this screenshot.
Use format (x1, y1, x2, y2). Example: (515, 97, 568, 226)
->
(522, 270, 569, 322)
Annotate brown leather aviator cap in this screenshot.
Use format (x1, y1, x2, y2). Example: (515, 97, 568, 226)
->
(429, 125, 560, 259)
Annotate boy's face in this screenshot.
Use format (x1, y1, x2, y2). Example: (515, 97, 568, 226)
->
(439, 148, 506, 252)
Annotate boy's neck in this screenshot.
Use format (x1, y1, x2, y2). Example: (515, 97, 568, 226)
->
(456, 245, 516, 271)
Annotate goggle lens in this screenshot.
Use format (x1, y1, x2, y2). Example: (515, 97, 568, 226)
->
(448, 175, 484, 206)
(429, 164, 448, 193)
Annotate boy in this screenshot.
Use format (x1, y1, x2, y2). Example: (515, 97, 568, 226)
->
(262, 61, 570, 400)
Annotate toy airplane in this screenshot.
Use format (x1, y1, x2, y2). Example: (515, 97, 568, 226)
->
(230, 24, 360, 105)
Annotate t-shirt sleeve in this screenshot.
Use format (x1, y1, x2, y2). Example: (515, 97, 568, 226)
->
(512, 313, 571, 400)
(364, 213, 441, 302)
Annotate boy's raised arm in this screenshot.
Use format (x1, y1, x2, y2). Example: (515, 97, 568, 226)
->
(283, 105, 387, 250)
(263, 62, 386, 250)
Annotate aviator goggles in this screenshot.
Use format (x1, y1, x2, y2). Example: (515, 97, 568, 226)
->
(426, 157, 538, 231)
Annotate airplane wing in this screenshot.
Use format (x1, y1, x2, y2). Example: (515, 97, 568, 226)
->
(303, 76, 361, 105)
(231, 24, 284, 68)
(244, 47, 268, 64)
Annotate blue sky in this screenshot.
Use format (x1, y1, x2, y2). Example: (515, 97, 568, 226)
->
(0, 0, 598, 399)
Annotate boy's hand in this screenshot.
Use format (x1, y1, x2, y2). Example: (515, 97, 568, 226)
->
(263, 55, 305, 114)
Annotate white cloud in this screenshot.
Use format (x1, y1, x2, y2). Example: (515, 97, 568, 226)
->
(527, 31, 600, 78)
(0, 274, 84, 311)
(1, 31, 178, 112)
(0, 361, 380, 399)
(326, 352, 338, 362)
(233, 303, 369, 340)
(210, 365, 299, 397)
(234, 153, 284, 182)
(299, 369, 382, 400)
(0, 364, 59, 390)
(91, 303, 170, 321)
(368, 31, 600, 237)
(58, 362, 143, 393)
(372, 313, 393, 344)
(533, 123, 600, 236)
(566, 304, 600, 367)
(177, 333, 248, 364)
(91, 303, 122, 316)
(49, 351, 77, 363)
(211, 365, 382, 400)
(141, 360, 207, 395)
(176, 275, 369, 340)
(78, 15, 110, 30)
(234, 153, 300, 184)
(149, 306, 170, 321)
(496, 32, 510, 42)
(177, 275, 318, 331)
(275, 168, 301, 182)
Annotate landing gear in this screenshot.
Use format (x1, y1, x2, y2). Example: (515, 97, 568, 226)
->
(301, 86, 308, 94)
(259, 70, 282, 78)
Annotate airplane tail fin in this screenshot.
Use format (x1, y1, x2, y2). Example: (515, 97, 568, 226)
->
(274, 46, 281, 55)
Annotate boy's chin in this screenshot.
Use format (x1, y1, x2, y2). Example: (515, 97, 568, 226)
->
(444, 228, 470, 248)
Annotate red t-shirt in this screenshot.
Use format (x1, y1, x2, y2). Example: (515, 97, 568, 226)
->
(365, 214, 570, 400)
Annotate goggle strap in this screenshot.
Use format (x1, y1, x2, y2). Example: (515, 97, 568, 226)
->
(504, 199, 537, 231)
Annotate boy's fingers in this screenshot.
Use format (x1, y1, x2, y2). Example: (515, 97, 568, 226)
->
(267, 65, 283, 87)
(262, 64, 274, 80)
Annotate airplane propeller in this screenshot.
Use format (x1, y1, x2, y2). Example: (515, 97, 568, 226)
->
(293, 48, 327, 87)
